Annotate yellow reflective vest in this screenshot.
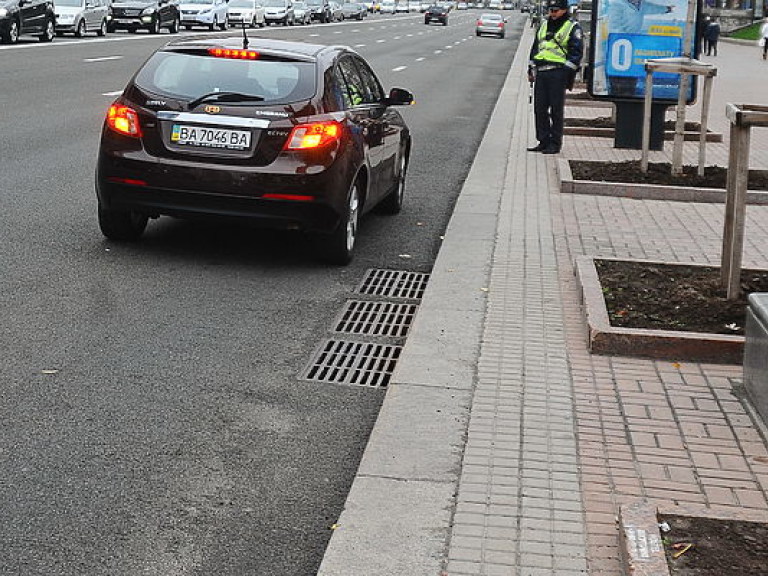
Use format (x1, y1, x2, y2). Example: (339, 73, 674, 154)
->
(534, 20, 575, 64)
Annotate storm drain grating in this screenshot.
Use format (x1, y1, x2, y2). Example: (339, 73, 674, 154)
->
(301, 339, 402, 388)
(356, 269, 430, 300)
(333, 300, 418, 339)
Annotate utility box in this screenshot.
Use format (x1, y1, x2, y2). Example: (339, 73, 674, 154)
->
(744, 293, 768, 425)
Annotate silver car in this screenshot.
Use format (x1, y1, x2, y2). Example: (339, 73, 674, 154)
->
(55, 0, 109, 36)
(475, 12, 505, 38)
(227, 0, 266, 26)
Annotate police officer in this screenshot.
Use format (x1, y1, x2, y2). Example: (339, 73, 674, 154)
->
(526, 0, 583, 154)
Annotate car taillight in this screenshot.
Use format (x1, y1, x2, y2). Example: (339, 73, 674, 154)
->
(284, 121, 342, 150)
(497, 22, 503, 27)
(207, 47, 260, 59)
(107, 104, 142, 138)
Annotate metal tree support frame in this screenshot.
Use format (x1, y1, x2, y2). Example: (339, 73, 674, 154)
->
(721, 104, 768, 300)
(640, 59, 717, 175)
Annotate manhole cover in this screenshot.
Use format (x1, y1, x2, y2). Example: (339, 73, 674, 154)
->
(356, 269, 430, 300)
(301, 338, 402, 388)
(333, 300, 418, 339)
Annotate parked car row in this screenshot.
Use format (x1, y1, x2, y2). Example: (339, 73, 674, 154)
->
(0, 0, 378, 43)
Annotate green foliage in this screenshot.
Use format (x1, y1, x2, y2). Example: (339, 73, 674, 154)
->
(729, 21, 761, 40)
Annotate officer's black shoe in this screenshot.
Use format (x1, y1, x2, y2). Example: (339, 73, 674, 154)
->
(541, 146, 561, 154)
(526, 143, 547, 152)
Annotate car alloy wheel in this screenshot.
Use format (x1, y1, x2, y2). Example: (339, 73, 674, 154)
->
(219, 14, 227, 29)
(379, 149, 407, 214)
(97, 18, 107, 35)
(169, 15, 180, 32)
(209, 15, 217, 30)
(3, 19, 20, 43)
(150, 16, 160, 33)
(75, 18, 86, 37)
(39, 18, 55, 41)
(319, 180, 360, 265)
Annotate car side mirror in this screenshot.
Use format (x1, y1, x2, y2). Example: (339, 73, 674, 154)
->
(386, 87, 414, 106)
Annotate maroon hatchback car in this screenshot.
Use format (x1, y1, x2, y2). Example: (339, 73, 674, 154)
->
(96, 37, 414, 264)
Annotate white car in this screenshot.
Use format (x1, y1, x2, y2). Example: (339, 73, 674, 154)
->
(179, 0, 230, 29)
(379, 0, 395, 12)
(227, 0, 266, 26)
(54, 0, 109, 36)
(394, 1, 409, 12)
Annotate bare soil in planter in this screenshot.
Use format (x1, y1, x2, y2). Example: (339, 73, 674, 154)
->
(660, 514, 768, 575)
(570, 160, 768, 191)
(595, 259, 768, 336)
(565, 116, 701, 131)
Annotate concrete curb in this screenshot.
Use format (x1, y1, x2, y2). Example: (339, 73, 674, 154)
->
(558, 158, 768, 205)
(575, 256, 744, 364)
(316, 25, 524, 576)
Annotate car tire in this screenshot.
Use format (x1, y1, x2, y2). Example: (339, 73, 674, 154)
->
(258, 19, 265, 27)
(169, 15, 180, 32)
(1, 19, 19, 44)
(249, 16, 257, 27)
(107, 23, 116, 32)
(75, 18, 86, 37)
(39, 18, 55, 41)
(209, 15, 217, 30)
(184, 24, 192, 29)
(442, 19, 447, 25)
(475, 30, 480, 35)
(98, 205, 149, 241)
(150, 17, 160, 33)
(318, 180, 361, 265)
(97, 18, 107, 36)
(379, 149, 407, 214)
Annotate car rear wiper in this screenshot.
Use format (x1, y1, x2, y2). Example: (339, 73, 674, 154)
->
(188, 91, 265, 110)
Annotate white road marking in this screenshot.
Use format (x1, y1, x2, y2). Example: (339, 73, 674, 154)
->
(392, 65, 407, 72)
(355, 43, 366, 47)
(434, 49, 442, 54)
(377, 39, 386, 43)
(415, 57, 425, 61)
(394, 35, 401, 39)
(84, 55, 123, 62)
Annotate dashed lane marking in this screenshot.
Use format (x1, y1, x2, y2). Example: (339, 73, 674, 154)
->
(392, 65, 407, 72)
(84, 55, 123, 62)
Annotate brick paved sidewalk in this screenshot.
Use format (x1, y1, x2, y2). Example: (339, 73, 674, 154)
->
(445, 25, 768, 576)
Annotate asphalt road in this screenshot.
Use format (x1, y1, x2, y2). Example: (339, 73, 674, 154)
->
(0, 11, 523, 575)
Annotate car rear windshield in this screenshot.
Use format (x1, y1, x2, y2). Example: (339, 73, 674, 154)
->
(480, 13, 501, 20)
(134, 51, 317, 104)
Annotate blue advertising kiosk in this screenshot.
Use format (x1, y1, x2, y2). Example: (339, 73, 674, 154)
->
(588, 0, 701, 149)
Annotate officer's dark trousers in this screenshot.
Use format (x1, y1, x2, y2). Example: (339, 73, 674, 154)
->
(533, 67, 568, 150)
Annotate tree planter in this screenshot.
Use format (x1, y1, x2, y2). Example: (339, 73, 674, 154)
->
(557, 159, 768, 205)
(575, 256, 745, 364)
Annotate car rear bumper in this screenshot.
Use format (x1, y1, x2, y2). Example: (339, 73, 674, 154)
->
(96, 151, 351, 233)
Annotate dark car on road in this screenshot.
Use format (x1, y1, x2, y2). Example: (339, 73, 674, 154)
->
(305, 0, 330, 22)
(0, 0, 55, 43)
(340, 1, 365, 19)
(108, 0, 180, 33)
(96, 38, 414, 264)
(423, 4, 447, 25)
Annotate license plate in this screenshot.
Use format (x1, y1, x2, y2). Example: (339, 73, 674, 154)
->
(115, 18, 135, 23)
(171, 124, 251, 150)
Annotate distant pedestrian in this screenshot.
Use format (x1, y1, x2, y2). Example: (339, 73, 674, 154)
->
(705, 17, 720, 56)
(526, 0, 583, 155)
(699, 16, 710, 56)
(761, 17, 768, 60)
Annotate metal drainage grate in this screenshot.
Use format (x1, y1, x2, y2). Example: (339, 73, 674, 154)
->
(301, 339, 401, 388)
(356, 269, 430, 300)
(333, 300, 418, 339)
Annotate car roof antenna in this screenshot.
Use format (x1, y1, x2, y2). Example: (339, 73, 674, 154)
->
(242, 21, 249, 49)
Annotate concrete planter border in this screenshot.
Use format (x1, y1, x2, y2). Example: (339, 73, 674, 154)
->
(564, 125, 723, 142)
(575, 255, 744, 364)
(619, 499, 768, 576)
(558, 159, 768, 205)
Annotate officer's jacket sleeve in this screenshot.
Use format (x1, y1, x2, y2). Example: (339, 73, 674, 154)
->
(565, 22, 583, 70)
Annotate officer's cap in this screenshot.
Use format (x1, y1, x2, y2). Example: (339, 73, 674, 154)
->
(545, 0, 568, 10)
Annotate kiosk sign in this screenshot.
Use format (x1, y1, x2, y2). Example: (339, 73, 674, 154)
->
(589, 0, 699, 102)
